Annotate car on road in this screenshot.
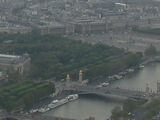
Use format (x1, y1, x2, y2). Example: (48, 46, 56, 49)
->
(101, 82, 109, 87)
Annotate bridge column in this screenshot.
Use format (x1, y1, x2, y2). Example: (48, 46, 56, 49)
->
(146, 83, 150, 93)
(66, 74, 71, 87)
(157, 80, 160, 94)
(145, 83, 150, 98)
(79, 70, 83, 83)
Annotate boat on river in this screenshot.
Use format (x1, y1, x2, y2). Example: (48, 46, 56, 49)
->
(37, 94, 79, 113)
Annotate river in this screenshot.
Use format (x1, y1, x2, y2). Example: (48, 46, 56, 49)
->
(112, 62, 160, 92)
(43, 62, 160, 120)
(44, 95, 121, 120)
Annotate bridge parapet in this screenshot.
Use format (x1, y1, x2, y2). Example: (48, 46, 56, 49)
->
(64, 85, 153, 99)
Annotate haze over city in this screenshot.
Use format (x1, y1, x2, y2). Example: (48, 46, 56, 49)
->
(1, 0, 160, 120)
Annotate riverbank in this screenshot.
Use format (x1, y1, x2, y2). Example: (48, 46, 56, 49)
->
(0, 81, 55, 113)
(93, 55, 160, 86)
(89, 63, 143, 87)
(43, 94, 122, 120)
(22, 93, 79, 115)
(20, 60, 160, 120)
(11, 57, 160, 119)
(42, 61, 160, 120)
(110, 99, 147, 120)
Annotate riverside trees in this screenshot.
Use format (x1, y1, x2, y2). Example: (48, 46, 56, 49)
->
(0, 81, 55, 111)
(0, 31, 142, 81)
(0, 30, 142, 111)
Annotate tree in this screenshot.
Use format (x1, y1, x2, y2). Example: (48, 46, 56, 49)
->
(85, 117, 95, 120)
(7, 68, 22, 83)
(0, 32, 142, 81)
(111, 106, 122, 120)
(145, 44, 158, 57)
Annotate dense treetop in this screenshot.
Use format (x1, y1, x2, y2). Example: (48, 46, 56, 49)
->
(0, 31, 142, 81)
(0, 81, 55, 111)
(133, 27, 160, 35)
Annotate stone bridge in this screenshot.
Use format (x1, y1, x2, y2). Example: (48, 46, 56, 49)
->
(64, 85, 155, 100)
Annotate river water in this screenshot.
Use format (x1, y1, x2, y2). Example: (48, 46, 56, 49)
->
(44, 62, 160, 120)
(44, 95, 121, 120)
(112, 62, 160, 92)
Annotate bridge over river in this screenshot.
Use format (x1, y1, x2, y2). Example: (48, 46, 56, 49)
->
(63, 85, 156, 100)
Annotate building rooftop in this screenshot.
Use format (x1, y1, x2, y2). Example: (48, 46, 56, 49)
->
(0, 54, 30, 65)
(38, 21, 65, 28)
(71, 19, 105, 25)
(0, 54, 20, 59)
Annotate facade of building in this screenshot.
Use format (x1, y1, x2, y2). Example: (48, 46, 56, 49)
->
(72, 20, 106, 34)
(39, 24, 75, 35)
(0, 72, 8, 86)
(0, 27, 32, 34)
(0, 53, 31, 75)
